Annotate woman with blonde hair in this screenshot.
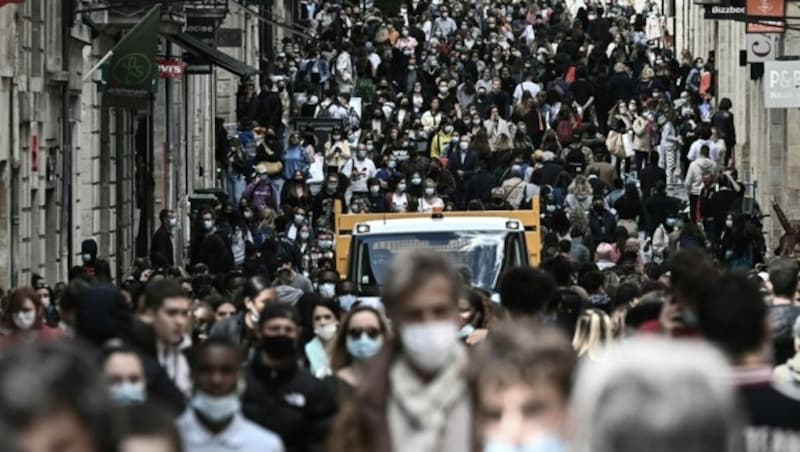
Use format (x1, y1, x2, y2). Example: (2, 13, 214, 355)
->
(565, 174, 594, 212)
(572, 308, 615, 360)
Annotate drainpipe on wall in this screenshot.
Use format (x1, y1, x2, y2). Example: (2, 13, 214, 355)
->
(9, 72, 18, 288)
(61, 0, 74, 272)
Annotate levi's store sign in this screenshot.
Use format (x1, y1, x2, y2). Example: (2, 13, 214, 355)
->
(157, 59, 187, 79)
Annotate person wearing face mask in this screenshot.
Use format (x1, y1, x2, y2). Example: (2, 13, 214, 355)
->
(242, 304, 336, 452)
(283, 132, 312, 182)
(327, 306, 390, 397)
(281, 170, 313, 214)
(418, 179, 445, 213)
(191, 209, 235, 275)
(387, 177, 417, 213)
(151, 209, 177, 268)
(421, 97, 444, 135)
(0, 287, 64, 347)
(434, 8, 456, 37)
(395, 26, 418, 52)
(304, 299, 341, 378)
(341, 144, 377, 198)
(243, 163, 280, 212)
(588, 195, 618, 250)
(80, 238, 112, 282)
(334, 280, 360, 313)
(178, 338, 285, 452)
(376, 156, 400, 190)
(407, 172, 426, 198)
(210, 277, 277, 355)
(324, 127, 351, 171)
(430, 120, 455, 160)
(286, 206, 309, 242)
(102, 347, 148, 406)
(448, 135, 479, 209)
(457, 287, 492, 345)
(302, 231, 336, 280)
(328, 250, 471, 452)
(312, 175, 346, 227)
(316, 270, 339, 300)
(366, 177, 388, 213)
(470, 324, 575, 452)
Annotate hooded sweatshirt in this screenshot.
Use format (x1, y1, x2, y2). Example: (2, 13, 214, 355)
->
(684, 157, 716, 195)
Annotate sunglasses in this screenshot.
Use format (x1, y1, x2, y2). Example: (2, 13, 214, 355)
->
(347, 327, 381, 340)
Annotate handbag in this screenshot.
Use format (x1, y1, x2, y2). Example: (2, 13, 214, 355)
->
(264, 161, 283, 176)
(605, 131, 626, 159)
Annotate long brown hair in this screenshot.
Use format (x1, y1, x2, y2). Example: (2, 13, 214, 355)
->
(3, 287, 44, 331)
(329, 306, 392, 372)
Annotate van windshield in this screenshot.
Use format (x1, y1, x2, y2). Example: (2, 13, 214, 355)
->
(354, 231, 512, 293)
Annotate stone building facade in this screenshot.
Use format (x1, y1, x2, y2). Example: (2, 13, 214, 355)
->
(0, 0, 269, 288)
(673, 0, 800, 247)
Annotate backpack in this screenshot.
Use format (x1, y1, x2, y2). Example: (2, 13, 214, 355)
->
(565, 146, 587, 175)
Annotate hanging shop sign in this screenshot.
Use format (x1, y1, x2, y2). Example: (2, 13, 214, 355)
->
(747, 33, 778, 62)
(763, 60, 800, 108)
(105, 5, 161, 109)
(157, 59, 187, 79)
(186, 16, 217, 45)
(704, 0, 745, 20)
(746, 0, 785, 33)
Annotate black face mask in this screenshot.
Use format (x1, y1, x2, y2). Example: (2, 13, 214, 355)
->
(261, 335, 296, 359)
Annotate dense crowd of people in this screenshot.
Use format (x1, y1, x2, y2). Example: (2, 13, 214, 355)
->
(0, 0, 796, 451)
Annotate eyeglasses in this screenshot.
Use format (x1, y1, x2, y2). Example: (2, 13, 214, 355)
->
(347, 327, 381, 340)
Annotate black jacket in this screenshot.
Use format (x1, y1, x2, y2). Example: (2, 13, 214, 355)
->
(242, 357, 337, 452)
(192, 232, 234, 275)
(150, 225, 174, 268)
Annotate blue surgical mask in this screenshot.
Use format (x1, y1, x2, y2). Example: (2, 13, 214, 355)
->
(82, 253, 93, 263)
(665, 217, 677, 227)
(346, 334, 383, 360)
(484, 435, 566, 452)
(109, 382, 146, 405)
(191, 390, 241, 422)
(318, 283, 336, 299)
(338, 294, 357, 311)
(203, 219, 215, 231)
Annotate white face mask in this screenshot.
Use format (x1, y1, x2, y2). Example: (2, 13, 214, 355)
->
(169, 217, 177, 227)
(203, 220, 215, 231)
(315, 323, 339, 341)
(318, 283, 337, 299)
(425, 187, 436, 197)
(82, 253, 93, 263)
(109, 382, 147, 405)
(191, 390, 241, 422)
(300, 231, 311, 241)
(13, 311, 36, 330)
(401, 321, 458, 373)
(725, 220, 733, 228)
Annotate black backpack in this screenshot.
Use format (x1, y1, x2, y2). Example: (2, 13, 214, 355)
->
(565, 146, 587, 175)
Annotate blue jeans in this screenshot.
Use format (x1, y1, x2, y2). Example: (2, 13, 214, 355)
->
(227, 169, 246, 203)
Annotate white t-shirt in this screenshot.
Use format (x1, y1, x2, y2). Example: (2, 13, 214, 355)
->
(391, 193, 409, 212)
(418, 196, 445, 212)
(341, 158, 377, 193)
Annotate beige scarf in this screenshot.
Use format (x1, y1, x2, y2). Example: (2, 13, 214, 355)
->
(388, 345, 472, 452)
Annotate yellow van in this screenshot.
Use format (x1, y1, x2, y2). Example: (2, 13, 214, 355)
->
(334, 200, 540, 296)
